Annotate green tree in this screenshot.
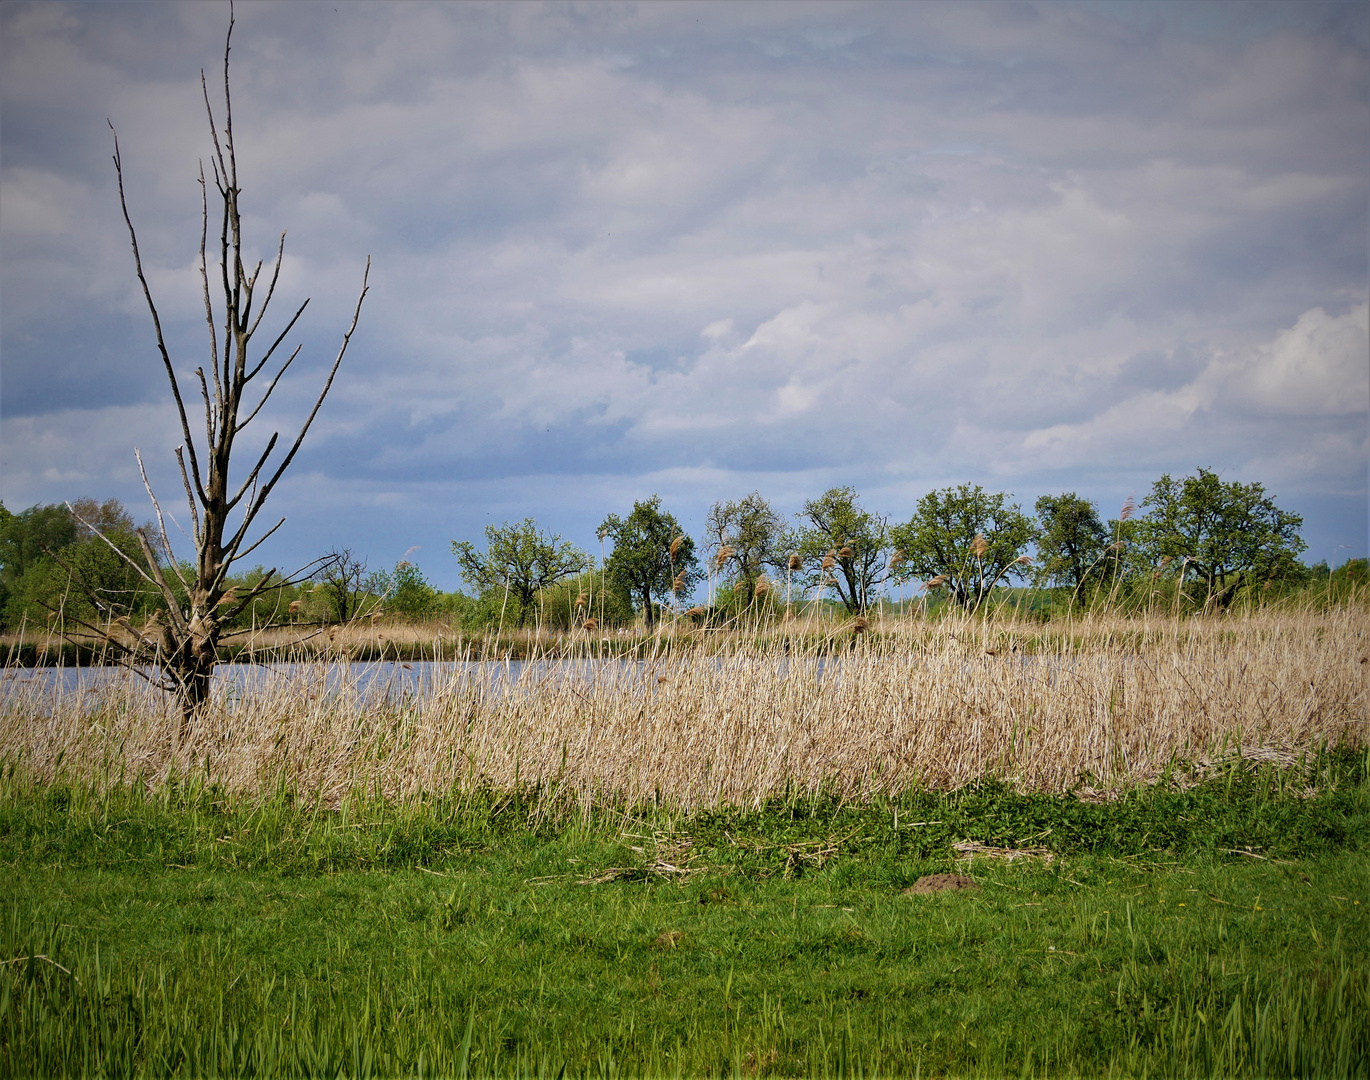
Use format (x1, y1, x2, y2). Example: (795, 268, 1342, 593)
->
(1135, 468, 1305, 607)
(1, 499, 161, 630)
(452, 519, 587, 628)
(0, 503, 79, 592)
(788, 487, 890, 614)
(1034, 493, 1109, 593)
(366, 561, 439, 621)
(599, 497, 699, 629)
(890, 484, 1037, 611)
(704, 492, 787, 607)
(537, 569, 636, 631)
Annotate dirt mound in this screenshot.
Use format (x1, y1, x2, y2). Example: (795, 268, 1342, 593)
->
(902, 874, 979, 894)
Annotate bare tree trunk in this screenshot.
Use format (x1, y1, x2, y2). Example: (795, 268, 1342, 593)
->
(59, 6, 370, 727)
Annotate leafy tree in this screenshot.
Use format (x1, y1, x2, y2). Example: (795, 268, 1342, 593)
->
(1034, 493, 1109, 593)
(0, 502, 78, 592)
(313, 548, 371, 623)
(704, 492, 787, 606)
(599, 497, 699, 628)
(1135, 468, 1305, 607)
(890, 484, 1037, 611)
(1, 499, 160, 630)
(69, 498, 136, 542)
(366, 561, 439, 621)
(537, 569, 636, 631)
(788, 487, 891, 614)
(451, 519, 587, 627)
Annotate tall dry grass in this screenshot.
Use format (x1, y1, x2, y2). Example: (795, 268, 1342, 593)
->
(3, 608, 1366, 809)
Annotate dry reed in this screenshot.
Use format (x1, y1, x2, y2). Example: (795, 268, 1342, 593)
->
(2, 609, 1365, 810)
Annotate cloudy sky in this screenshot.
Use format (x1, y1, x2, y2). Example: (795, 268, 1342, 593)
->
(2, 0, 1367, 591)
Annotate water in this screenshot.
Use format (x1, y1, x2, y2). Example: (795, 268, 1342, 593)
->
(2, 658, 668, 704)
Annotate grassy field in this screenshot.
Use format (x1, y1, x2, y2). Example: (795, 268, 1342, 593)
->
(2, 759, 1367, 1077)
(2, 608, 1367, 1076)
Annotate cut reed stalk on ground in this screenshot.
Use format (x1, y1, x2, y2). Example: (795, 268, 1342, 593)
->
(3, 610, 1365, 808)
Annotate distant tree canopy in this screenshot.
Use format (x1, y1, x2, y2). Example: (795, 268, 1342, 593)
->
(0, 499, 161, 630)
(890, 485, 1037, 611)
(452, 519, 587, 627)
(1034, 493, 1109, 592)
(5, 465, 1342, 636)
(704, 492, 787, 607)
(1134, 468, 1306, 607)
(600, 497, 699, 628)
(366, 561, 439, 622)
(786, 487, 891, 615)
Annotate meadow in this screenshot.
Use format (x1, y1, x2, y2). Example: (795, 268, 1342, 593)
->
(2, 605, 1367, 1076)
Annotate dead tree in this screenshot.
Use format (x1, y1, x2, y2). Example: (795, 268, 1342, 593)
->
(88, 9, 368, 726)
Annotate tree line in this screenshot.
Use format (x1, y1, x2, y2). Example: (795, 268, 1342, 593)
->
(7, 466, 1359, 636)
(446, 469, 1330, 628)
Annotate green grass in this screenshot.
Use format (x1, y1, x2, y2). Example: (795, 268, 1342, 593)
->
(2, 752, 1368, 1077)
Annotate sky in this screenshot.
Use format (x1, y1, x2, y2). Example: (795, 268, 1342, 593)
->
(2, 0, 1367, 592)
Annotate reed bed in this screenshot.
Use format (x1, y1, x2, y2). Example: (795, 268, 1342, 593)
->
(3, 609, 1366, 808)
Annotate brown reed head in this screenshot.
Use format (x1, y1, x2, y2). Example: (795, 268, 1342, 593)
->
(716, 545, 735, 569)
(288, 600, 303, 615)
(1015, 554, 1032, 565)
(582, 617, 599, 631)
(575, 592, 589, 610)
(926, 574, 948, 589)
(672, 572, 687, 593)
(670, 535, 684, 560)
(787, 553, 802, 571)
(972, 534, 989, 558)
(1119, 494, 1136, 521)
(838, 545, 854, 560)
(215, 588, 238, 608)
(890, 550, 905, 569)
(852, 615, 869, 633)
(754, 578, 770, 597)
(822, 553, 836, 571)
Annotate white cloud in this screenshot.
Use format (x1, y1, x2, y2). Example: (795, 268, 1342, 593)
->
(1225, 302, 1369, 417)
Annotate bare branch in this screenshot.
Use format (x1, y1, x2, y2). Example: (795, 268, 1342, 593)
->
(225, 430, 279, 513)
(233, 258, 369, 543)
(109, 122, 207, 505)
(237, 344, 302, 433)
(245, 298, 309, 382)
(174, 446, 202, 544)
(132, 530, 191, 638)
(245, 232, 287, 340)
(216, 566, 281, 623)
(134, 449, 191, 593)
(197, 163, 222, 408)
(222, 514, 287, 575)
(196, 367, 215, 446)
